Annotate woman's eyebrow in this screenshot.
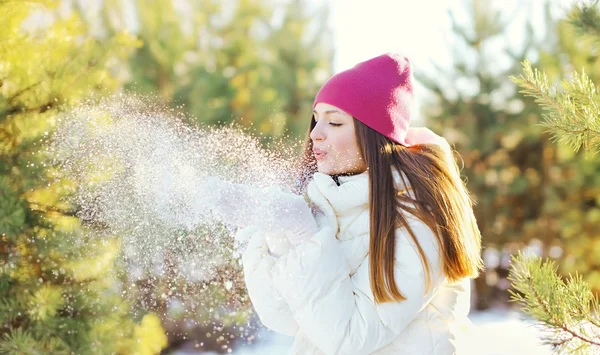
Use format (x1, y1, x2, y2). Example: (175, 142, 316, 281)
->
(312, 109, 345, 116)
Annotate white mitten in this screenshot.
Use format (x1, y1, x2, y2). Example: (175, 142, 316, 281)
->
(208, 178, 318, 247)
(265, 233, 291, 257)
(260, 186, 319, 247)
(209, 178, 262, 228)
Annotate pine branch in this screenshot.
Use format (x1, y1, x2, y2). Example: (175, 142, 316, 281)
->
(2, 101, 56, 117)
(510, 60, 600, 155)
(0, 298, 27, 332)
(6, 82, 42, 105)
(27, 200, 77, 218)
(568, 0, 600, 40)
(508, 252, 600, 353)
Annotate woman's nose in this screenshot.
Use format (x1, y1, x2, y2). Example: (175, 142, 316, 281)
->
(310, 120, 325, 142)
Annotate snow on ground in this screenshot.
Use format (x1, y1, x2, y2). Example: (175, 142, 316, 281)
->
(173, 306, 553, 355)
(467, 307, 552, 355)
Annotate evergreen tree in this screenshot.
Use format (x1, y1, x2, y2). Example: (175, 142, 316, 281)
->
(511, 9, 600, 155)
(93, 0, 333, 139)
(509, 1, 600, 353)
(417, 0, 556, 310)
(75, 1, 334, 352)
(0, 1, 167, 353)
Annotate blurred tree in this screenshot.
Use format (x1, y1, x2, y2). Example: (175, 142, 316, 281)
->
(419, 0, 600, 311)
(511, 0, 600, 293)
(0, 1, 167, 354)
(250, 0, 332, 137)
(93, 0, 333, 139)
(509, 1, 600, 353)
(417, 0, 555, 310)
(75, 1, 334, 353)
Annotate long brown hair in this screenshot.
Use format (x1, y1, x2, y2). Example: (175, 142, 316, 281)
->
(301, 116, 483, 304)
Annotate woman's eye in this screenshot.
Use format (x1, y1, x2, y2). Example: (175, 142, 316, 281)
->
(329, 123, 342, 127)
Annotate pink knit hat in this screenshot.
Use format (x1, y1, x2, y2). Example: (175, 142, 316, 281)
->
(313, 53, 448, 149)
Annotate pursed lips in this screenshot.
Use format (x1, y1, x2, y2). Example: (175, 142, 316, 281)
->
(313, 147, 327, 160)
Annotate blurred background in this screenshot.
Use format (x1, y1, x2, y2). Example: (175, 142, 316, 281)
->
(1, 0, 598, 354)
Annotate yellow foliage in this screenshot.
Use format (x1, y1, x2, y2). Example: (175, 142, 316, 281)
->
(586, 271, 600, 292)
(11, 260, 37, 283)
(112, 32, 144, 59)
(500, 130, 523, 149)
(0, 1, 55, 38)
(0, 1, 154, 352)
(26, 179, 73, 211)
(261, 88, 277, 102)
(230, 73, 245, 88)
(592, 239, 600, 261)
(268, 112, 287, 137)
(86, 109, 117, 131)
(84, 158, 126, 185)
(0, 10, 140, 110)
(65, 239, 120, 281)
(585, 209, 600, 223)
(48, 213, 80, 233)
(259, 120, 272, 134)
(233, 87, 251, 108)
(83, 314, 166, 355)
(11, 110, 54, 141)
(88, 311, 134, 349)
(28, 284, 65, 321)
(556, 141, 576, 160)
(130, 313, 168, 355)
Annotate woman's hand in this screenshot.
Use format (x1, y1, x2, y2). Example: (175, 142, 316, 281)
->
(209, 178, 318, 247)
(260, 186, 319, 247)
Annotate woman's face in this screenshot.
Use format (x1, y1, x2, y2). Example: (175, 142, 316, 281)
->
(310, 102, 367, 175)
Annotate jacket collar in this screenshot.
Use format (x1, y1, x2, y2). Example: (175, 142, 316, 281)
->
(307, 167, 414, 220)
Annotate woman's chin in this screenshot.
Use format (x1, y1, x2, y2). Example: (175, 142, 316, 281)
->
(316, 163, 334, 175)
(317, 164, 343, 176)
(317, 164, 367, 176)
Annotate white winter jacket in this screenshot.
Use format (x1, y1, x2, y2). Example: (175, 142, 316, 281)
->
(240, 169, 475, 355)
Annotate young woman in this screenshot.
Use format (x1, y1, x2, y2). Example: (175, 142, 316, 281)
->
(239, 53, 483, 355)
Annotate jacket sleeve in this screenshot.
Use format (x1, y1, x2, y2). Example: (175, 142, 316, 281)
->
(240, 226, 299, 336)
(269, 220, 446, 355)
